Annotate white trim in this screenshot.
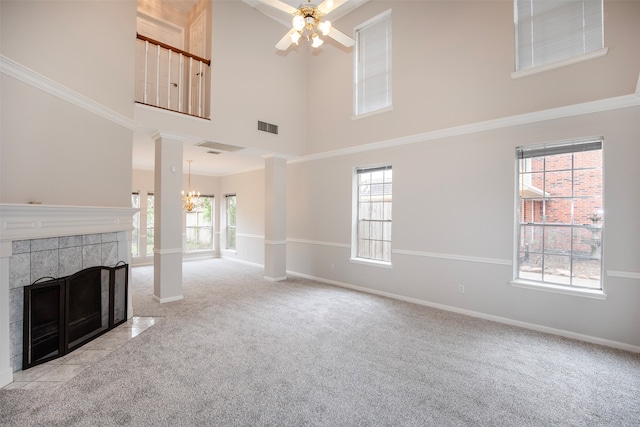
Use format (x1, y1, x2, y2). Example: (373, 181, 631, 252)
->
(510, 279, 607, 300)
(511, 48, 608, 79)
(222, 256, 263, 269)
(349, 257, 392, 269)
(607, 270, 640, 280)
(150, 130, 187, 142)
(351, 105, 394, 121)
(287, 238, 350, 249)
(289, 78, 640, 165)
(286, 270, 639, 353)
(154, 248, 183, 255)
(264, 240, 286, 245)
(393, 249, 512, 266)
(0, 204, 138, 242)
(284, 241, 512, 267)
(134, 102, 210, 123)
(0, 54, 137, 131)
(236, 233, 264, 240)
(152, 294, 184, 303)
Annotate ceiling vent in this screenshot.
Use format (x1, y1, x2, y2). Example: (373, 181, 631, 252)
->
(196, 141, 245, 152)
(258, 121, 278, 135)
(206, 150, 221, 155)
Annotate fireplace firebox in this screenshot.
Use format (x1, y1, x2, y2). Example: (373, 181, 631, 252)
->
(23, 264, 128, 369)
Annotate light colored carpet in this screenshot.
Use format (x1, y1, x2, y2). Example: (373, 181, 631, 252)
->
(1, 258, 639, 426)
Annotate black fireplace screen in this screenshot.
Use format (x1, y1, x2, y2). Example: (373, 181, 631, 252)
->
(23, 264, 128, 369)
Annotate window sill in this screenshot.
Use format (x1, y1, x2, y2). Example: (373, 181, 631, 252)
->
(350, 257, 392, 269)
(352, 105, 394, 121)
(511, 47, 608, 79)
(510, 279, 606, 300)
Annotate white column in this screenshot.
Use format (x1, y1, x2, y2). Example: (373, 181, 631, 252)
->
(151, 131, 185, 303)
(0, 241, 14, 387)
(264, 155, 287, 281)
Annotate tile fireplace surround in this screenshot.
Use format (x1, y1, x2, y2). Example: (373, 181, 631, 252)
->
(0, 204, 138, 388)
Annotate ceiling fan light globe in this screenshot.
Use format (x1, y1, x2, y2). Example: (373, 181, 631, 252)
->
(291, 31, 301, 44)
(292, 15, 305, 31)
(318, 20, 331, 36)
(311, 34, 323, 48)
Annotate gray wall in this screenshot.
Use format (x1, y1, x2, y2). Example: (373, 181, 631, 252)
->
(285, 107, 640, 348)
(1, 0, 135, 207)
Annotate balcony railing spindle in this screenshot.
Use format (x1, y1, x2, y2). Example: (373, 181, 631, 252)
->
(143, 41, 149, 104)
(155, 44, 160, 107)
(179, 54, 184, 113)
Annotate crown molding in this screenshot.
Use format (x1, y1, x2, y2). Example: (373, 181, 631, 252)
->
(0, 54, 137, 131)
(150, 130, 187, 142)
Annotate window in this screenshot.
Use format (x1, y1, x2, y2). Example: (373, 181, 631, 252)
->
(225, 194, 236, 250)
(514, 0, 604, 73)
(131, 193, 140, 257)
(354, 10, 392, 116)
(516, 138, 603, 290)
(353, 165, 392, 264)
(146, 193, 155, 255)
(185, 196, 214, 251)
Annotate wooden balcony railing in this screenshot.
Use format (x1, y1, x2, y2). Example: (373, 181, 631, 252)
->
(135, 33, 211, 119)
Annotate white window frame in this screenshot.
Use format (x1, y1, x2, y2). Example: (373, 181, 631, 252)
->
(185, 195, 214, 252)
(353, 9, 392, 118)
(511, 137, 606, 299)
(512, 0, 607, 78)
(351, 164, 392, 268)
(225, 194, 237, 251)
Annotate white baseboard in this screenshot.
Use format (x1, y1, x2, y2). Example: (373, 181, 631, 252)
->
(287, 270, 640, 354)
(152, 295, 184, 304)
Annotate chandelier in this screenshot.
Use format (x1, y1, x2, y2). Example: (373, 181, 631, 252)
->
(182, 160, 201, 212)
(290, 3, 332, 48)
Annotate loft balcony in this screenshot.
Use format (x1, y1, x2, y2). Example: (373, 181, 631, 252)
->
(135, 33, 211, 120)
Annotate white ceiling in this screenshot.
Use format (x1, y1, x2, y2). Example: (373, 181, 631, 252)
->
(133, 0, 369, 177)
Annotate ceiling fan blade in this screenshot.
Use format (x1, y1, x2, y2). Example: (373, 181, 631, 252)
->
(276, 28, 297, 51)
(327, 27, 355, 47)
(317, 0, 349, 15)
(256, 0, 298, 15)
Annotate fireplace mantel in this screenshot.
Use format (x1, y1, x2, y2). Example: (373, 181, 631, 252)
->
(0, 203, 139, 243)
(0, 203, 138, 388)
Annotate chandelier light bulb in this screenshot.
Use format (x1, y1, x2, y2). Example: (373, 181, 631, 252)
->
(318, 20, 331, 36)
(182, 160, 201, 212)
(292, 15, 305, 31)
(311, 33, 323, 48)
(291, 31, 301, 45)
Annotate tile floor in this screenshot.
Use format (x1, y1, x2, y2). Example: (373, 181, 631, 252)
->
(2, 316, 158, 390)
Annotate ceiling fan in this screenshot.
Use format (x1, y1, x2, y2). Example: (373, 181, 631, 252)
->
(257, 0, 355, 50)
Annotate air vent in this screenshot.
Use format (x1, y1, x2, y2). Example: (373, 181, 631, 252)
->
(258, 121, 278, 135)
(206, 150, 221, 155)
(196, 141, 245, 152)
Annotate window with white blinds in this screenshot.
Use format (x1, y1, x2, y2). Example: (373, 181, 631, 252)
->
(514, 0, 604, 72)
(352, 165, 392, 264)
(354, 10, 392, 116)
